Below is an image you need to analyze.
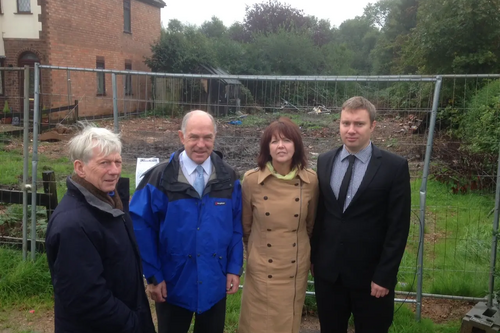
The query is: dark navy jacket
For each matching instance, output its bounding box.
[130,149,243,313]
[45,177,155,333]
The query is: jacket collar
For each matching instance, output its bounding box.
[256,166,311,184]
[67,177,125,217]
[165,148,230,185]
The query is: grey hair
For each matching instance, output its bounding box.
[181,110,217,134]
[342,96,377,123]
[68,123,122,163]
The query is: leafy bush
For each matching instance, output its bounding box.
[460,79,500,154]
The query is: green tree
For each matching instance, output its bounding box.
[370,0,418,74]
[403,0,500,74]
[243,0,309,36]
[200,16,227,39]
[337,17,380,74]
[145,21,216,73]
[247,28,322,75]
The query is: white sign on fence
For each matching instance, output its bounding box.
[136,157,160,188]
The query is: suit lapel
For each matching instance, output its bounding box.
[321,148,342,209]
[346,144,382,210]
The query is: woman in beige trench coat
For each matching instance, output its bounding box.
[238,117,319,333]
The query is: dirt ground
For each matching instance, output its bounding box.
[1,112,427,177]
[0,297,474,333]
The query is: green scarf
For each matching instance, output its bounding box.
[266,161,298,180]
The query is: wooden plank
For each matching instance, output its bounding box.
[0,189,52,206]
[0,236,45,253]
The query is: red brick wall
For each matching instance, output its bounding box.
[45,0,162,117]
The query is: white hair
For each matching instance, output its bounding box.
[181,110,217,134]
[68,123,122,163]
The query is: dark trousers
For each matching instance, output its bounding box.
[314,276,394,333]
[156,297,226,333]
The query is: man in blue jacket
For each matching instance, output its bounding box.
[46,124,155,333]
[130,110,243,333]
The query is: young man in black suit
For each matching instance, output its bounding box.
[311,96,411,333]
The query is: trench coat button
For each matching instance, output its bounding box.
[267,243,272,247]
[294,214,299,217]
[213,253,216,257]
[292,243,296,247]
[267,228,272,231]
[295,198,299,202]
[197,227,200,230]
[295,183,299,186]
[292,229,297,232]
[219,256,223,259]
[264,196,268,200]
[290,276,294,278]
[265,212,270,216]
[199,281,203,284]
[291,260,296,263]
[188,254,192,258]
[268,275,273,278]
[268,259,273,263]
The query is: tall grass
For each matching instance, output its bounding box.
[0,249,53,308]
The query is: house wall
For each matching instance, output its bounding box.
[45,0,162,118]
[1,0,42,39]
[0,0,46,113]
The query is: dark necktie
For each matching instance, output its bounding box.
[338,154,356,211]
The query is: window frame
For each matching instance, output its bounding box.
[123,0,131,33]
[16,0,31,14]
[125,62,132,96]
[96,58,106,96]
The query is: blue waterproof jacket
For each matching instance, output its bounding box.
[130,149,243,313]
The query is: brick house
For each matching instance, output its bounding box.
[0,0,165,119]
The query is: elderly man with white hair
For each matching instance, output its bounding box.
[45,123,155,333]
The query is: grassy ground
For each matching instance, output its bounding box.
[0,247,462,333]
[396,178,497,297]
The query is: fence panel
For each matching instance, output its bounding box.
[18,66,500,321]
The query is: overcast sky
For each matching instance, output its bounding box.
[160,0,374,29]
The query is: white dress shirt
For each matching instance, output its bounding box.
[179,151,212,187]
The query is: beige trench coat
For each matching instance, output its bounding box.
[238,167,319,333]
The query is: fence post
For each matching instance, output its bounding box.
[42,171,58,220]
[22,65,30,261]
[31,62,41,261]
[416,76,442,321]
[488,143,500,308]
[112,73,119,134]
[74,100,79,122]
[67,69,72,118]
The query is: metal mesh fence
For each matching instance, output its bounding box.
[1,65,500,320]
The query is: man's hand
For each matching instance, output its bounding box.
[226,274,240,294]
[371,281,389,298]
[147,280,167,303]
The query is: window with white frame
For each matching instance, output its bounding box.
[17,0,31,13]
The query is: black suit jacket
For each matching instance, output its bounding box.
[311,144,411,290]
